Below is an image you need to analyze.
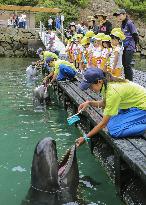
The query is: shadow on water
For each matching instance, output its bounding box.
[0,58,126,205]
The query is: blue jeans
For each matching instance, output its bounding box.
[122,50,134,81]
[107,108,146,138]
[57,64,76,81]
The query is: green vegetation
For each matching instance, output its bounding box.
[36,0,78,27]
[1,0,146,23]
[0,0,89,26]
[114,0,146,21]
[0,0,39,6]
[36,0,90,26]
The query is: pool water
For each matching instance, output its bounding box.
[0,58,123,205]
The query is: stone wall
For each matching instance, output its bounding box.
[0,27,45,57]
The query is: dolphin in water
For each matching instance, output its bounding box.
[33,85,51,108]
[21,137,79,205]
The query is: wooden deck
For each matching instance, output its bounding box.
[52,69,146,204]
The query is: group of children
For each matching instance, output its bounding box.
[65,28,125,77]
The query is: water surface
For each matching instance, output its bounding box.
[0,58,126,205]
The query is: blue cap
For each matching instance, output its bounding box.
[79,68,105,90]
[36,47,43,55]
[45,57,54,64]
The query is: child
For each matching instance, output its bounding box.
[89,34,103,68]
[81,37,91,70]
[100,35,112,71]
[107,29,125,77]
[67,38,76,63]
[73,36,84,70]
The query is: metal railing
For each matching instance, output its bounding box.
[39,21,65,44]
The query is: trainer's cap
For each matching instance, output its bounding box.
[113,9,126,16]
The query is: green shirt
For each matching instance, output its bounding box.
[54,60,76,75]
[102,81,146,116]
[43,51,58,61]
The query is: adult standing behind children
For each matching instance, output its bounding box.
[94,11,112,35]
[113,9,139,81]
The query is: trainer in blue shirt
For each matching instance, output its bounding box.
[113,9,139,81]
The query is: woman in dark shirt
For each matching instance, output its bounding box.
[94,12,112,35]
[113,9,139,81]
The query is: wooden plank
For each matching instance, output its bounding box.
[0,5,61,13]
[56,80,146,185]
[57,81,102,125]
[69,81,102,116]
[114,139,146,184]
[127,138,146,157]
[74,79,100,100]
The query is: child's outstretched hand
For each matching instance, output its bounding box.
[75,137,85,147]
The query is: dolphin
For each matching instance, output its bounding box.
[21,137,79,205]
[33,85,51,107]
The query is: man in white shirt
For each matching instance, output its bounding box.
[48,16,53,30]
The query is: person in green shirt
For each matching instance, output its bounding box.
[43,57,77,84]
[36,47,58,61]
[76,68,146,147]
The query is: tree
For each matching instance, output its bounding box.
[0,0,39,6]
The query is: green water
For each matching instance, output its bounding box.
[0,58,124,205]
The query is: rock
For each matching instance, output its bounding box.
[0,46,5,56]
[13,35,20,42]
[13,41,22,51]
[141,49,146,56]
[139,36,146,49]
[19,38,28,45]
[1,42,12,50]
[0,27,41,58]
[138,28,146,37]
[4,49,15,57]
[14,50,25,57]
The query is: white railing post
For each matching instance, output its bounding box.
[61,21,64,43]
[61,15,64,43]
[40,21,42,37]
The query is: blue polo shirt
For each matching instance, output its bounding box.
[121,19,138,52]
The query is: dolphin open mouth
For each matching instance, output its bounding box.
[58,145,75,178]
[31,138,78,192]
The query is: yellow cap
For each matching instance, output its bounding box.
[102,35,111,41]
[96,33,105,39]
[93,36,102,41]
[81,37,90,45]
[76,34,83,38]
[111,28,125,40]
[111,31,125,40]
[111,28,122,34]
[85,31,95,38]
[93,33,105,41]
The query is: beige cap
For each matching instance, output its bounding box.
[94,10,108,18]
